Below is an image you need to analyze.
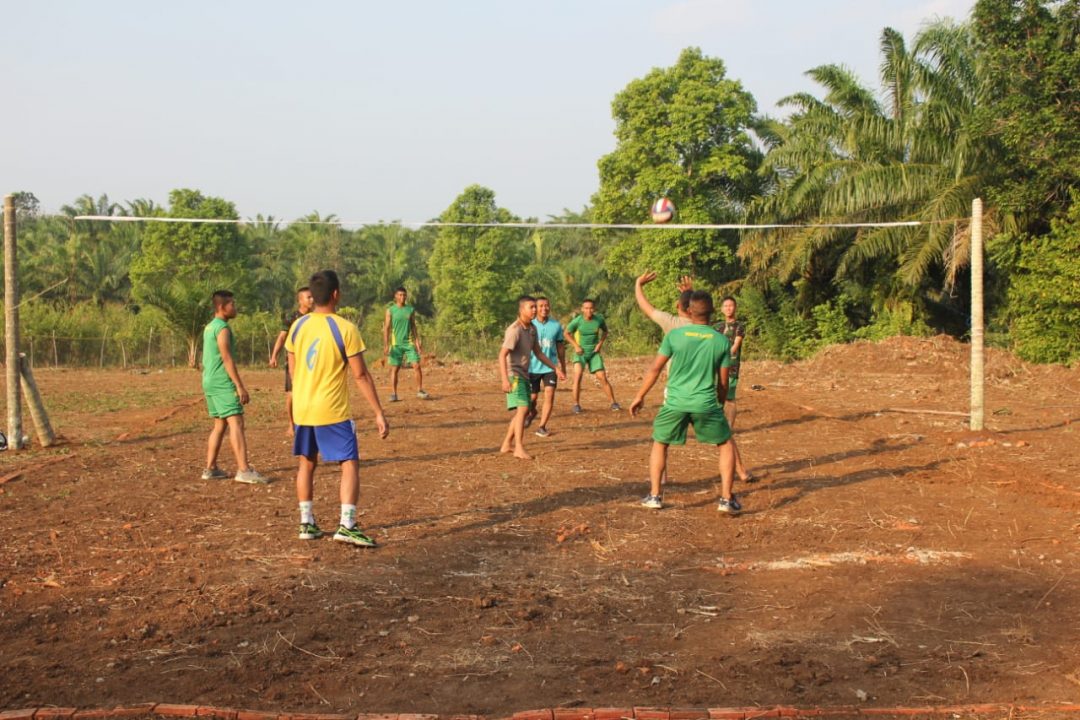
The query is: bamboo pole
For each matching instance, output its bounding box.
[18,354,55,447]
[970,198,985,431]
[4,195,23,449]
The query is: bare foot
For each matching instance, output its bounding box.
[513,450,533,460]
[499,444,513,454]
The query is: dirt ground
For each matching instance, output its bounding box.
[1,335,1078,715]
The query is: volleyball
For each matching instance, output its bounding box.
[651,197,675,224]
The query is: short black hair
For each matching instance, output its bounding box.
[518,294,536,305]
[212,290,234,309]
[677,289,693,312]
[309,270,341,306]
[297,286,310,295]
[582,298,595,306]
[688,290,714,319]
[721,295,737,305]
[535,295,549,303]
[395,286,408,294]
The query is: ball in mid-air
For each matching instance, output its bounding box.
[650,197,675,224]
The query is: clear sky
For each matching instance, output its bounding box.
[3,0,974,223]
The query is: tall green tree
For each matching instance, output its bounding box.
[973,0,1079,225]
[129,189,251,303]
[593,47,762,293]
[429,185,530,339]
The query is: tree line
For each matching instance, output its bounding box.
[6,0,1078,366]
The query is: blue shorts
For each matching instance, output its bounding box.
[293,420,359,462]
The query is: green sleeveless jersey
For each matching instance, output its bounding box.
[388,303,415,347]
[202,317,235,391]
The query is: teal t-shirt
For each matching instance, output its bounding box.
[529,318,564,374]
[202,317,235,392]
[658,324,731,412]
[566,313,606,353]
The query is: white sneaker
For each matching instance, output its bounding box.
[640,494,663,510]
[235,467,270,485]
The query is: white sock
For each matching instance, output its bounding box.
[299,501,314,525]
[340,504,357,529]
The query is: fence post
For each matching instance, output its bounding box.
[970,197,985,432]
[19,353,55,447]
[147,326,153,367]
[100,326,108,367]
[4,195,23,449]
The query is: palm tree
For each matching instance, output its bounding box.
[140,278,214,367]
[742,21,997,311]
[56,194,125,303]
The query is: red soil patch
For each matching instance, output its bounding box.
[1,337,1078,715]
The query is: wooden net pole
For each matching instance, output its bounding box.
[4,195,23,449]
[970,197,985,431]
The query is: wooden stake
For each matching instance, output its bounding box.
[970,198,985,431]
[18,353,55,447]
[4,195,23,449]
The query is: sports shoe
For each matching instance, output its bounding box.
[535,426,550,438]
[417,389,430,400]
[200,466,229,480]
[234,467,270,485]
[717,495,742,514]
[333,525,377,547]
[523,410,536,428]
[389,393,399,402]
[571,404,582,414]
[298,521,324,540]
[610,403,621,411]
[640,494,663,510]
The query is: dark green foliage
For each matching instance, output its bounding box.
[1006,195,1080,364]
[973,0,1080,223]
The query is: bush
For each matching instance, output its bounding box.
[1006,198,1080,364]
[854,301,933,342]
[737,283,816,361]
[811,295,856,346]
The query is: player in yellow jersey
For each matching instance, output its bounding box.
[286,270,389,547]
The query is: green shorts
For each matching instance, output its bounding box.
[652,405,731,446]
[388,343,421,367]
[573,351,605,374]
[727,376,739,402]
[506,375,531,410]
[204,387,243,419]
